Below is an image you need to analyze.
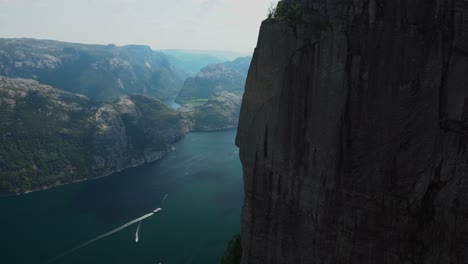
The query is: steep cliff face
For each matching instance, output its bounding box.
[0,77,187,195]
[236,0,468,263]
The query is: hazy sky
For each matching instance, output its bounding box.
[0,0,278,53]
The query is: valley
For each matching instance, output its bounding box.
[2,0,467,263]
[0,37,248,264]
[0,39,251,195]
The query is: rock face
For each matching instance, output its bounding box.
[236,0,468,263]
[182,91,242,130]
[0,77,187,195]
[174,56,251,130]
[91,93,188,177]
[176,56,252,102]
[0,38,186,102]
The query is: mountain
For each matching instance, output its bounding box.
[168,49,250,61]
[174,56,251,130]
[236,0,468,263]
[159,50,228,76]
[176,56,251,103]
[180,91,241,130]
[0,38,187,102]
[0,77,188,196]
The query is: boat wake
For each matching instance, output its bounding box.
[135,222,141,242]
[162,194,168,207]
[48,208,162,263]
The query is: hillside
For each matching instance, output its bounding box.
[0,38,187,102]
[0,77,188,195]
[176,56,251,103]
[180,91,241,130]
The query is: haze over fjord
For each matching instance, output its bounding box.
[0,0,278,53]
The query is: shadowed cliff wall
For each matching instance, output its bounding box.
[236,0,468,263]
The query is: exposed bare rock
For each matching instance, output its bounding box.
[182,91,242,130]
[236,0,468,263]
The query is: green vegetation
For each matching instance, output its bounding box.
[0,87,92,194]
[267,1,331,29]
[120,94,184,150]
[189,92,241,130]
[0,38,186,102]
[0,78,186,196]
[267,0,302,22]
[221,235,242,264]
[0,136,91,194]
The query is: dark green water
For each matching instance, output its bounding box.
[0,130,243,264]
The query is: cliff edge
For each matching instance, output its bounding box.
[236,0,468,263]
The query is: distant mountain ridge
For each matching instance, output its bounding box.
[161,49,250,60]
[175,56,252,130]
[0,38,187,102]
[160,49,248,76]
[0,39,251,195]
[176,56,252,102]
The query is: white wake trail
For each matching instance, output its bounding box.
[135,222,141,242]
[162,194,168,206]
[48,208,162,263]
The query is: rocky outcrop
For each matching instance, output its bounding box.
[92,94,188,177]
[0,38,186,102]
[236,0,468,263]
[181,91,242,130]
[174,56,251,130]
[176,56,251,102]
[0,77,187,195]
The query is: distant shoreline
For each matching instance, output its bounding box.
[1,147,175,198]
[1,128,239,198]
[190,126,238,133]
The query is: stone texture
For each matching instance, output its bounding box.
[236,0,468,263]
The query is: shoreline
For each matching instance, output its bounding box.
[3,147,175,198]
[190,126,238,132]
[2,127,239,198]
